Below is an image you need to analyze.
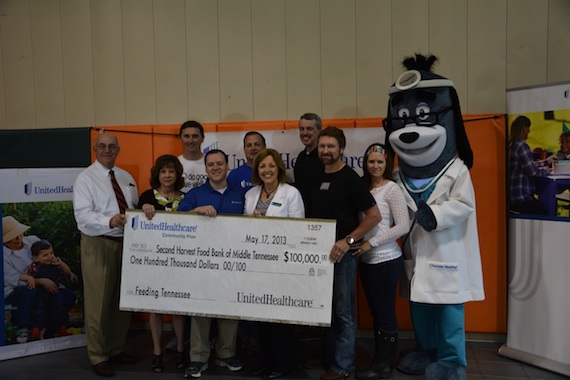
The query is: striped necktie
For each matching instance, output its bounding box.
[109,169,128,214]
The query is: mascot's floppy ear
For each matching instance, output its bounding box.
[450,88,473,169]
[384,104,395,157]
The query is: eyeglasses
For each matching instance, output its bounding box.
[96,143,118,151]
[382,106,453,129]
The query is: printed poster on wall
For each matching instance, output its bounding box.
[1,168,86,360]
[500,81,570,376]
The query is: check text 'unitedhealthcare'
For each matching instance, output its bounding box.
[139,220,198,233]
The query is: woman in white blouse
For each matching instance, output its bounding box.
[244,149,304,218]
[244,148,304,379]
[355,143,410,380]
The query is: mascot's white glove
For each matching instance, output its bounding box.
[416,199,437,231]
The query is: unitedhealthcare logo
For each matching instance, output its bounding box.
[131,215,139,230]
[24,182,32,196]
[203,141,219,153]
[24,181,73,196]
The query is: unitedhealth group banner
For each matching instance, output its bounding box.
[499,81,570,376]
[1,167,86,360]
[0,127,91,360]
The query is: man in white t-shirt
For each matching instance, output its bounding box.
[178,121,208,193]
[172,120,209,356]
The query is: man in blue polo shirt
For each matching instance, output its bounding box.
[227,131,266,191]
[178,149,245,378]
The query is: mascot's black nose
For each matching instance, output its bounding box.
[400,132,419,144]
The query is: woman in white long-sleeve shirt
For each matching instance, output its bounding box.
[244,148,304,380]
[354,143,409,380]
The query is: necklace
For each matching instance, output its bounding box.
[263,184,278,199]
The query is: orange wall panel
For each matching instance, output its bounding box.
[152,124,183,159]
[355,118,383,128]
[285,120,299,130]
[322,119,355,129]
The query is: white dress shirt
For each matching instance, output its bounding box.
[73,160,138,237]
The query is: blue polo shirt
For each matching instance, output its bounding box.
[178,180,245,215]
[227,164,254,190]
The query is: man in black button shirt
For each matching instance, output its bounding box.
[293,113,324,215]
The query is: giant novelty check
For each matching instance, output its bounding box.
[119,210,336,326]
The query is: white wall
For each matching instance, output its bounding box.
[0,0,569,129]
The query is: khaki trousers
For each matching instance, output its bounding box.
[81,233,131,365]
[190,316,239,362]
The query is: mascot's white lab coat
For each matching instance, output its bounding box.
[395,158,484,305]
[244,183,305,218]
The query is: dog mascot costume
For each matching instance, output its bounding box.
[383,54,484,380]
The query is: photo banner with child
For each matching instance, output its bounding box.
[0,168,86,360]
[119,210,336,326]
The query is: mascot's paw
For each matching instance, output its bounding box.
[396,347,436,375]
[416,199,437,231]
[424,361,466,380]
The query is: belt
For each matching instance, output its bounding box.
[99,235,123,242]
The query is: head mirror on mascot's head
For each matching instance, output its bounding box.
[389,69,454,94]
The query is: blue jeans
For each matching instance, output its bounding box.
[323,252,358,374]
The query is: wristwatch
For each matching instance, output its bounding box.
[346,235,356,245]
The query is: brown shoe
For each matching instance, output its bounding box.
[320,369,347,380]
[109,352,136,365]
[303,357,324,370]
[92,361,114,377]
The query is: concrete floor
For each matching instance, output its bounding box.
[0,328,567,380]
